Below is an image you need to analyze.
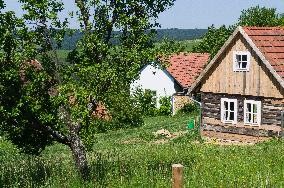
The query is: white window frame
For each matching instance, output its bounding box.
[221,98,238,124]
[244,100,261,126]
[233,51,251,72]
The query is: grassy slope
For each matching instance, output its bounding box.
[57,49,70,63]
[180,39,201,51]
[1,113,284,187]
[55,39,200,62]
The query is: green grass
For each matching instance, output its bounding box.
[57,49,70,63]
[179,39,201,51]
[1,113,284,187]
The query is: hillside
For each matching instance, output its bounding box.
[60,29,207,50]
[57,39,201,63]
[1,113,284,187]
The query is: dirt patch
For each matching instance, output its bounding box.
[151,139,169,145]
[202,131,271,146]
[153,129,188,139]
[121,138,145,144]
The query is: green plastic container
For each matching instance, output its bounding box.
[187,119,195,129]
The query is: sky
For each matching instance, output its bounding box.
[4,0,284,29]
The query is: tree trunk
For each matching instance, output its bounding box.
[69,134,89,180]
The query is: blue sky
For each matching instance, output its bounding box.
[4,0,284,29]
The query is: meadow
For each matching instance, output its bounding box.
[55,39,200,64]
[1,113,284,187]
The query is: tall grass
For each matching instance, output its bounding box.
[1,114,284,187]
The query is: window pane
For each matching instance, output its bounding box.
[242,55,247,61]
[224,101,228,110]
[246,112,252,123]
[253,104,257,113]
[225,111,229,120]
[230,112,234,120]
[230,102,234,111]
[247,103,251,113]
[241,61,247,69]
[238,62,242,68]
[253,114,257,124]
[236,55,241,62]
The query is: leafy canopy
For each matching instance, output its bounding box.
[0,0,176,156]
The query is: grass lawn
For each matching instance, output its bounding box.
[180,39,201,51]
[1,113,284,187]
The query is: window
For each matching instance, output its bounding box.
[221,98,237,124]
[244,100,261,126]
[233,51,251,71]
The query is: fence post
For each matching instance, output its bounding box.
[172,164,183,188]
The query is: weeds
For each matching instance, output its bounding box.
[1,115,284,187]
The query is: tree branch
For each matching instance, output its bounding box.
[75,0,90,32]
[44,125,70,145]
[104,0,118,43]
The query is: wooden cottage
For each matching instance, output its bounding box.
[189,26,284,138]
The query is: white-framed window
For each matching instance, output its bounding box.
[233,51,251,71]
[244,100,261,126]
[221,98,238,124]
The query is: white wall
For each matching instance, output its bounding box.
[131,65,177,106]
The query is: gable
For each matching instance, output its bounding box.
[131,64,181,96]
[200,34,284,98]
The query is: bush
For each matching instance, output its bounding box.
[132,88,173,117]
[157,96,172,116]
[107,89,145,129]
[179,102,198,113]
[133,88,157,117]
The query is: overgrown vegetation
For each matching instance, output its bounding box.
[134,88,173,117]
[1,114,284,187]
[179,102,199,114]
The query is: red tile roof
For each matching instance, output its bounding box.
[166,53,210,88]
[243,27,284,80]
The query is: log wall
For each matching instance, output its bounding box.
[201,92,284,137]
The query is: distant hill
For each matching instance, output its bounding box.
[60,28,207,50]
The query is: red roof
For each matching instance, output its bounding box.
[243,27,284,79]
[166,53,210,88]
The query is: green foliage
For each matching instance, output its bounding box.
[2,115,284,187]
[157,96,172,116]
[134,88,157,117]
[133,89,173,117]
[1,0,176,158]
[192,25,234,58]
[60,29,207,50]
[179,102,199,114]
[238,6,280,27]
[0,0,5,9]
[108,91,144,129]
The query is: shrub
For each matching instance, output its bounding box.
[157,96,172,116]
[133,88,157,117]
[179,102,198,113]
[132,88,173,117]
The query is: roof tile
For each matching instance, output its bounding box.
[243,27,284,81]
[166,53,210,88]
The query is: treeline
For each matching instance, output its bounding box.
[60,28,207,50]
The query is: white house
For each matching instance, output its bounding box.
[131,53,210,110]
